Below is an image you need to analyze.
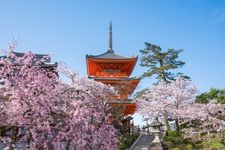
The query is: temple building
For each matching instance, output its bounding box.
[0,51,58,73]
[86,22,140,127]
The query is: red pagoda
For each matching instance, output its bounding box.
[86,22,140,124]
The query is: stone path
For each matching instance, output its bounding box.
[150,143,163,150]
[129,133,163,150]
[129,133,154,150]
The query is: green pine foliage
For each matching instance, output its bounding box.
[139,42,189,84]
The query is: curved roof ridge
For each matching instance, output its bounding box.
[86,51,137,60]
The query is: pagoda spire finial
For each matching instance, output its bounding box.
[107,20,114,53]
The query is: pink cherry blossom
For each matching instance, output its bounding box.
[137,77,225,135]
[0,52,118,149]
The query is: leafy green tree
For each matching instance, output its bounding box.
[139,42,189,83]
[196,88,225,104]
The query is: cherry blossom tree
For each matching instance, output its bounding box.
[137,77,197,131]
[0,52,118,149]
[137,77,225,138]
[181,102,225,139]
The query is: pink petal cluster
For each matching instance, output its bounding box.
[0,52,118,149]
[137,77,225,135]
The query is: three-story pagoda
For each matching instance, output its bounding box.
[86,22,140,123]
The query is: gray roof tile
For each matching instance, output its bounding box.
[86,51,137,60]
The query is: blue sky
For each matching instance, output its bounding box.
[0,0,225,125]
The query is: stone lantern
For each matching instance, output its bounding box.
[149,118,164,145]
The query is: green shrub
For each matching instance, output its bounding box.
[171,147,181,150]
[164,130,225,149]
[164,130,205,149]
[210,140,224,149]
[164,141,174,147]
[184,144,193,149]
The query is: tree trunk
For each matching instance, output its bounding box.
[175,119,180,132]
[10,127,19,150]
[163,111,170,131]
[159,60,168,83]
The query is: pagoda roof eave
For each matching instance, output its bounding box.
[86,52,138,61]
[89,76,140,81]
[86,58,137,63]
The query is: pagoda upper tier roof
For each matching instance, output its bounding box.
[86,51,137,60]
[86,52,138,77]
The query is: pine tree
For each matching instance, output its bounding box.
[138,42,189,131]
[139,42,189,84]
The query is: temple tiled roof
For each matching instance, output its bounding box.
[40,62,58,68]
[0,52,51,63]
[13,52,51,63]
[86,51,137,60]
[0,52,57,68]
